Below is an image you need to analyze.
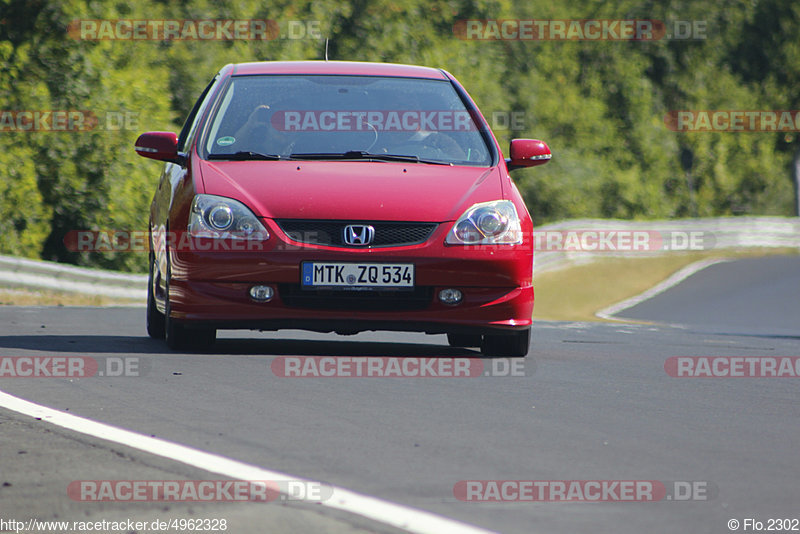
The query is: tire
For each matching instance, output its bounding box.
[446,333,482,348]
[481,329,530,358]
[146,253,166,339]
[164,255,216,351]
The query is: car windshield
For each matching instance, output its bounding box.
[203,75,493,166]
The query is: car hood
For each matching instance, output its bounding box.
[198,160,502,221]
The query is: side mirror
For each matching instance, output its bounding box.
[134,132,182,163]
[506,139,552,171]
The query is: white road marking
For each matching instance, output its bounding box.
[595,258,732,321]
[0,390,495,534]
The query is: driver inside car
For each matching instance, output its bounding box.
[232,104,296,155]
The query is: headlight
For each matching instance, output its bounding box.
[188,194,269,240]
[207,205,233,230]
[445,200,522,245]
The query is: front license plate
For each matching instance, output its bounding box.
[301,262,414,288]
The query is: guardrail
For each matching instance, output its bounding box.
[534,216,800,274]
[0,255,147,299]
[0,216,797,298]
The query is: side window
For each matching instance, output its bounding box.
[177,75,221,154]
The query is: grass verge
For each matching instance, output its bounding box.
[0,287,144,307]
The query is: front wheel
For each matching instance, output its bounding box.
[163,255,216,351]
[146,254,165,339]
[481,329,530,358]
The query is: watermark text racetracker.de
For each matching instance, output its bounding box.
[0,110,139,132]
[272,356,528,378]
[68,479,333,502]
[531,229,710,252]
[260,108,526,132]
[271,110,477,132]
[665,357,800,378]
[0,356,146,378]
[63,229,714,253]
[664,110,800,132]
[67,19,322,40]
[63,230,268,253]
[454,479,717,502]
[453,19,707,41]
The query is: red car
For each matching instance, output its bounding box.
[135,61,551,357]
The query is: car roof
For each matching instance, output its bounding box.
[227,61,448,80]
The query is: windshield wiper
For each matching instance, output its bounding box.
[289,151,452,165]
[207,151,283,161]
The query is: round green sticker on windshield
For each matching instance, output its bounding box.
[217,136,235,146]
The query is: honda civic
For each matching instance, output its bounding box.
[135,61,551,356]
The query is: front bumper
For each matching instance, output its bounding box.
[165,227,533,335]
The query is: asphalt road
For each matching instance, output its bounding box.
[620,255,800,336]
[0,255,798,534]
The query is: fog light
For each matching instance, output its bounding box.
[249,285,274,302]
[438,288,463,305]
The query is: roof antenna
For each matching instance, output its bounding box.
[325,38,329,61]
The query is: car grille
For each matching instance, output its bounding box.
[278,284,433,311]
[275,220,438,247]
